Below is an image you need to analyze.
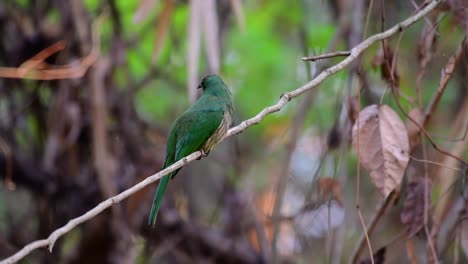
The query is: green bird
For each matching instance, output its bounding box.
[148,75,234,227]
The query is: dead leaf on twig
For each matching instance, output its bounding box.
[352,104,410,198]
[372,41,400,88]
[400,177,431,236]
[348,96,360,126]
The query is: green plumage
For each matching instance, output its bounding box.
[148,75,234,227]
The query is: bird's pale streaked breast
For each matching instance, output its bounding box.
[202,111,232,152]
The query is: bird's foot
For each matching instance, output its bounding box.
[199,149,209,158]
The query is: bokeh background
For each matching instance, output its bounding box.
[0,0,467,263]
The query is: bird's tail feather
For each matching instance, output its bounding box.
[148,174,171,227]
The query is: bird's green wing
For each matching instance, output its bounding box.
[173,109,224,161]
[148,109,223,227]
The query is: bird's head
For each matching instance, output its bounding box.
[197,75,231,95]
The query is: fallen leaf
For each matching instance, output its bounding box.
[352,104,410,198]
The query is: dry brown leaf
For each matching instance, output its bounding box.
[372,41,400,88]
[152,0,174,63]
[317,177,343,206]
[400,177,431,236]
[406,108,424,150]
[352,104,410,198]
[348,96,360,126]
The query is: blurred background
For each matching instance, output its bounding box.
[0,0,467,263]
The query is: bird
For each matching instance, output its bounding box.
[148,74,234,227]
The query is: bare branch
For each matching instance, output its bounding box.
[301,51,351,61]
[0,1,443,263]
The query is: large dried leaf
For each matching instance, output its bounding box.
[400,177,431,236]
[352,104,410,198]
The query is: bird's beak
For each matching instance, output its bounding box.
[197,84,203,89]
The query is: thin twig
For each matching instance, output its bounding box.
[270,8,326,260]
[352,0,376,261]
[410,156,464,172]
[423,37,467,127]
[363,0,374,39]
[302,51,351,61]
[351,192,397,263]
[0,2,443,263]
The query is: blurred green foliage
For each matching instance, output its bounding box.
[81,0,340,141]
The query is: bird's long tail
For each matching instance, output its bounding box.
[148,174,171,227]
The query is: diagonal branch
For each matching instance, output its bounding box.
[0,1,443,263]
